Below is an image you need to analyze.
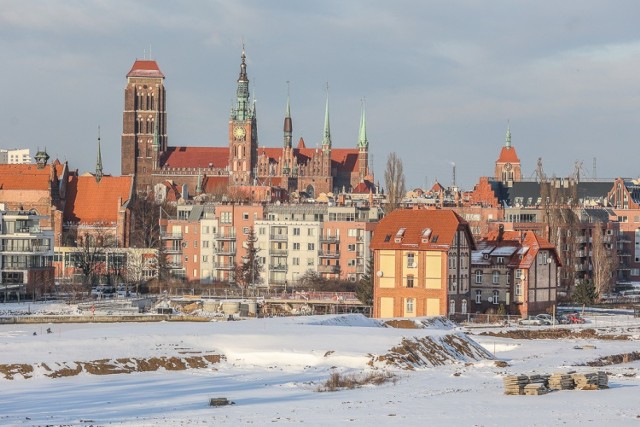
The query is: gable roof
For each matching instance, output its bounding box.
[0,164,64,191]
[126,60,165,78]
[161,147,229,169]
[371,209,474,251]
[64,175,133,224]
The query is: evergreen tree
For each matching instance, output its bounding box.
[239,227,261,287]
[355,256,374,306]
[573,279,598,305]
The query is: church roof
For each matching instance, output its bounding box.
[297,137,306,149]
[161,147,228,169]
[64,175,133,224]
[126,60,165,78]
[257,147,360,174]
[0,164,64,191]
[352,180,375,194]
[497,146,520,163]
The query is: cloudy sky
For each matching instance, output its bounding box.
[1,1,638,189]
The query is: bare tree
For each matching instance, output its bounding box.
[384,152,406,211]
[74,227,115,292]
[591,222,617,299]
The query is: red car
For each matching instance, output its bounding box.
[566,313,585,324]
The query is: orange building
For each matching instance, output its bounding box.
[371,209,475,318]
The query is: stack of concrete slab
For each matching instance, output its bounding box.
[597,371,609,389]
[503,375,530,395]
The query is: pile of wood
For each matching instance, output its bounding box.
[571,372,607,390]
[548,372,575,390]
[503,371,608,395]
[524,382,549,396]
[503,375,531,395]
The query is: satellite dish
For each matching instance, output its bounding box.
[376,271,383,277]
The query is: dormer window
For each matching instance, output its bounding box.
[395,227,406,243]
[421,228,432,243]
[497,257,504,264]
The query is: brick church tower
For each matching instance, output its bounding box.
[229,49,258,185]
[121,59,167,192]
[494,124,521,183]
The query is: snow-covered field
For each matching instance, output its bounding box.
[1,302,639,426]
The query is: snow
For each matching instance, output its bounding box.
[1,302,640,426]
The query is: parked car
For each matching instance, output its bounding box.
[567,313,585,324]
[535,314,554,325]
[555,314,570,324]
[518,316,543,326]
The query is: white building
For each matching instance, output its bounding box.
[0,148,32,164]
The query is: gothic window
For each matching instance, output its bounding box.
[461,299,468,314]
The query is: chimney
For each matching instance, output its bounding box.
[498,224,505,242]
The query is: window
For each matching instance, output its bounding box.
[406,298,414,313]
[308,243,315,251]
[293,257,300,266]
[293,228,300,236]
[243,212,249,220]
[506,273,510,285]
[407,253,415,268]
[515,269,522,279]
[493,290,499,304]
[492,271,500,284]
[184,255,188,262]
[202,255,208,263]
[307,228,315,236]
[449,299,455,314]
[293,243,300,250]
[348,229,357,237]
[475,270,483,284]
[243,227,250,235]
[194,241,198,248]
[406,275,414,288]
[202,240,209,248]
[461,300,467,314]
[203,226,209,234]
[497,257,504,264]
[475,290,482,304]
[515,283,522,296]
[221,212,232,224]
[307,258,314,266]
[259,227,266,235]
[348,244,356,252]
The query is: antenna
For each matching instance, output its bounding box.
[592,157,597,180]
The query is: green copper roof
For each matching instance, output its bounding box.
[505,123,511,149]
[322,88,331,148]
[95,127,103,183]
[358,100,368,148]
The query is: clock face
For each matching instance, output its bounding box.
[504,162,512,171]
[233,126,246,139]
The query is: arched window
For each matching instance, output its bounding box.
[461,299,468,314]
[475,270,483,284]
[449,299,455,315]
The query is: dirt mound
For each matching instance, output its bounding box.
[478,328,630,340]
[0,354,223,380]
[582,351,640,367]
[372,333,494,369]
[384,317,456,330]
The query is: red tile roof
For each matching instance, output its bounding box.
[483,230,560,267]
[352,180,375,194]
[0,164,64,191]
[203,176,229,193]
[297,137,306,149]
[64,175,133,224]
[497,146,520,163]
[256,146,361,174]
[126,60,165,78]
[371,209,472,251]
[161,147,229,169]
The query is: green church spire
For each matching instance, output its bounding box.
[505,122,511,149]
[322,85,331,149]
[283,81,292,148]
[358,99,368,148]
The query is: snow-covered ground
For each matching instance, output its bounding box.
[1,302,639,426]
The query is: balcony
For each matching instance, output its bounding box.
[216,248,236,256]
[165,247,182,255]
[269,264,287,272]
[318,264,340,274]
[215,232,236,241]
[320,235,340,243]
[1,245,50,253]
[269,248,288,256]
[269,234,288,241]
[214,262,235,270]
[318,250,340,259]
[356,265,365,274]
[161,232,183,240]
[166,262,183,269]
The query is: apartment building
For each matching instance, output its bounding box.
[0,209,54,300]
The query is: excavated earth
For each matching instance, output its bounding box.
[477,328,632,340]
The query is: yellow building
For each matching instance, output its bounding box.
[371,209,475,318]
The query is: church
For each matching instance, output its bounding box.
[121,49,374,201]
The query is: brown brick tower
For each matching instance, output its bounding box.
[121,59,167,193]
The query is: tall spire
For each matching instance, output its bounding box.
[283,81,292,148]
[233,45,251,121]
[505,121,511,149]
[95,126,103,183]
[358,99,368,148]
[322,84,331,149]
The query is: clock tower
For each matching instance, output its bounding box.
[229,48,257,186]
[494,124,521,183]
